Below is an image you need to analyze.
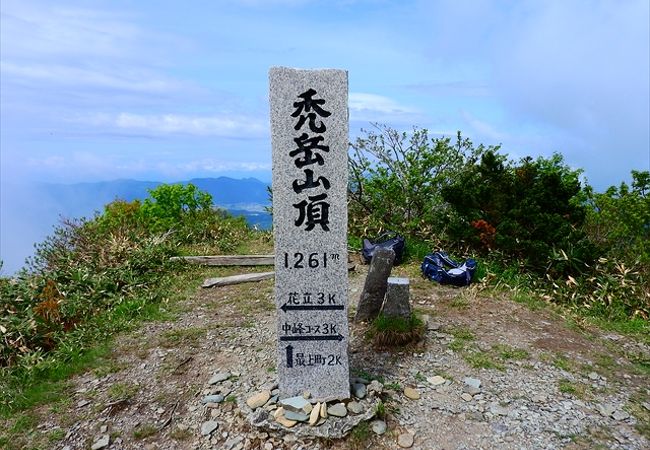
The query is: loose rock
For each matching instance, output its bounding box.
[327,403,347,417]
[404,387,420,400]
[427,375,445,386]
[319,402,328,418]
[201,420,219,436]
[203,394,225,404]
[209,372,231,385]
[91,435,110,450]
[247,391,271,409]
[276,416,297,428]
[461,393,473,402]
[309,403,321,425]
[371,419,387,435]
[352,383,367,399]
[279,396,310,413]
[284,410,309,422]
[464,377,481,389]
[348,401,363,414]
[397,432,415,448]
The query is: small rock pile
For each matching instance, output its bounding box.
[241,376,384,439]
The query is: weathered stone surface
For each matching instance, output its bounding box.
[427,375,446,386]
[598,404,617,417]
[355,247,395,322]
[270,67,350,402]
[463,385,481,395]
[397,432,415,448]
[209,372,231,385]
[327,402,348,417]
[612,409,630,421]
[247,391,271,409]
[279,396,310,413]
[404,387,420,400]
[381,277,411,318]
[284,410,309,422]
[461,393,473,402]
[200,421,219,436]
[202,394,225,404]
[464,377,481,389]
[91,435,110,450]
[347,401,363,414]
[371,419,387,435]
[309,403,321,425]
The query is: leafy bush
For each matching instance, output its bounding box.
[141,183,213,234]
[442,152,594,274]
[348,124,493,241]
[584,170,650,268]
[0,183,250,375]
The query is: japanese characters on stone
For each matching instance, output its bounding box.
[290,88,332,232]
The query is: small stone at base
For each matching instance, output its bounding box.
[284,410,309,422]
[347,401,363,414]
[309,403,321,425]
[280,396,310,413]
[319,402,328,418]
[276,416,297,428]
[328,403,347,417]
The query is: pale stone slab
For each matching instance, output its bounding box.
[381,277,411,318]
[270,67,350,401]
[355,247,395,322]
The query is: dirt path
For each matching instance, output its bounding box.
[18,261,650,450]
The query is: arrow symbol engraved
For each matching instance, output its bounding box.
[280,303,344,313]
[280,334,344,342]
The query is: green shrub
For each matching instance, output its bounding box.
[442,152,594,275]
[0,183,249,376]
[584,170,650,267]
[348,125,492,240]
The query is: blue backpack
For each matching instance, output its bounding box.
[421,251,477,286]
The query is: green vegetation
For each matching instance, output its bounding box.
[366,313,424,347]
[349,125,649,324]
[133,423,158,439]
[374,400,386,419]
[349,421,371,449]
[0,183,253,415]
[0,125,647,446]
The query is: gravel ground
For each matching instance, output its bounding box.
[26,261,649,450]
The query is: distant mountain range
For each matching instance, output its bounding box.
[0,177,272,274]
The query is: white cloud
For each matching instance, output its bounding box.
[110,113,268,138]
[349,92,421,123]
[460,110,507,142]
[1,62,184,93]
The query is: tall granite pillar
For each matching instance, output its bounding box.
[269,67,350,401]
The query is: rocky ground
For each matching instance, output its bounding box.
[17,260,650,450]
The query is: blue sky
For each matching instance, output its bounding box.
[1,0,649,189]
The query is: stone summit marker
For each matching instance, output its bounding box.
[269,67,350,401]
